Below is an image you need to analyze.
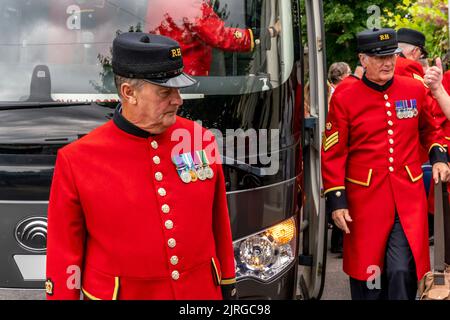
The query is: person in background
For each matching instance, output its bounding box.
[328,62,351,98]
[327,62,353,255]
[396,28,428,80]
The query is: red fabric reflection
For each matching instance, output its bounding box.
[146,0,253,76]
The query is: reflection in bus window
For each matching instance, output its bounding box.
[0,0,293,102]
[147,0,256,76]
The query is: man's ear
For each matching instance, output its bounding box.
[358,54,366,68]
[120,83,137,105]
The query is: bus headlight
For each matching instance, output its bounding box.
[234,217,297,282]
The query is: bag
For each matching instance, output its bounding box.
[418,180,450,300]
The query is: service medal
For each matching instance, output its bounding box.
[173,155,190,183]
[190,170,198,182]
[395,100,407,120]
[197,167,207,181]
[180,170,192,183]
[193,151,207,181]
[205,166,214,179]
[182,153,198,182]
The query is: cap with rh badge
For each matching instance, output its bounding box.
[112,32,197,88]
[356,28,402,56]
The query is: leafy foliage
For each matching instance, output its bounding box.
[321,0,404,68]
[382,0,449,64]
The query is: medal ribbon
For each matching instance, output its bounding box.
[182,153,195,170]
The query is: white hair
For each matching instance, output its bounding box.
[398,42,416,54]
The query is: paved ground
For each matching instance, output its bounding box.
[321,228,351,300]
[320,230,435,300]
[321,249,351,300]
[0,289,44,300]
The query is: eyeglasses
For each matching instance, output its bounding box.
[416,47,426,59]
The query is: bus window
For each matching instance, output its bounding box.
[0,0,293,103]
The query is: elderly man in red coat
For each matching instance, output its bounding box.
[45,32,236,300]
[395,28,428,81]
[321,28,450,300]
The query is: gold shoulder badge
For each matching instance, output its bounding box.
[413,73,428,88]
[234,31,243,39]
[45,279,54,296]
[326,122,332,131]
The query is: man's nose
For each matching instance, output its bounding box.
[171,89,183,105]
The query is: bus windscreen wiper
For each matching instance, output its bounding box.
[0,101,91,111]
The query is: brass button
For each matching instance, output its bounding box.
[388,129,394,135]
[389,157,394,163]
[168,238,176,248]
[389,166,394,172]
[158,188,166,197]
[386,102,391,107]
[165,220,174,230]
[155,172,163,181]
[162,204,170,214]
[387,111,392,117]
[153,156,161,165]
[389,139,394,145]
[388,120,393,126]
[170,256,179,265]
[384,94,389,100]
[171,270,180,280]
[336,191,342,197]
[389,148,394,154]
[151,140,158,149]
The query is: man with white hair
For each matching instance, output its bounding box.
[395,28,428,80]
[321,28,450,300]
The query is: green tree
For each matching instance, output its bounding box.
[320,0,405,69]
[382,0,449,63]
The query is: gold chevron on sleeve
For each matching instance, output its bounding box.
[325,131,338,142]
[323,137,339,151]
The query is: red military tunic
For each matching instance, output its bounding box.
[395,55,434,164]
[321,74,447,281]
[395,55,425,80]
[395,55,450,214]
[146,0,253,76]
[46,108,236,299]
[426,70,450,213]
[439,70,450,141]
[334,75,360,94]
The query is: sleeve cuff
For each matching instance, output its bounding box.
[221,282,238,300]
[325,188,348,213]
[429,145,448,165]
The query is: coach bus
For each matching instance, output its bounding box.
[0,0,327,299]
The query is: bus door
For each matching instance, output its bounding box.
[297,0,328,300]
